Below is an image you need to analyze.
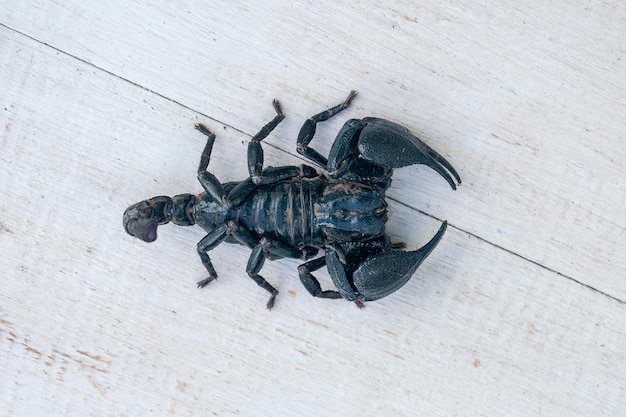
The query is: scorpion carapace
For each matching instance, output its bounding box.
[124,91,461,309]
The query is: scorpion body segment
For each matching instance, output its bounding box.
[235,176,323,248]
[124,91,460,309]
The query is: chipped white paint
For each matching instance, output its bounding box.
[1,1,625,416]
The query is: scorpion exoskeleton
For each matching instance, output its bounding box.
[124,91,461,309]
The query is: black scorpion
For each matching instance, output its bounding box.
[123,91,461,309]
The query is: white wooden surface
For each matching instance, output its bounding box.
[1,1,625,416]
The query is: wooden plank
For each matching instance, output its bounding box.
[2,1,625,301]
[1,2,625,416]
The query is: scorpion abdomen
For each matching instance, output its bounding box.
[236,177,325,249]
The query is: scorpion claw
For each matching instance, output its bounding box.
[354,222,448,301]
[327,222,448,302]
[357,118,461,189]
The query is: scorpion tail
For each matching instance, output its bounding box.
[123,196,174,243]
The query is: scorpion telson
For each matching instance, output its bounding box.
[124,91,461,309]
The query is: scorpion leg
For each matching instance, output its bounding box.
[194,124,224,202]
[196,223,230,287]
[236,227,316,309]
[246,240,280,310]
[247,99,285,184]
[227,224,293,310]
[298,257,343,300]
[296,90,357,169]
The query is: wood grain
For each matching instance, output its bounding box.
[1,1,624,416]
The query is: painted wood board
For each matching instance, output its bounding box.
[1,1,625,416]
